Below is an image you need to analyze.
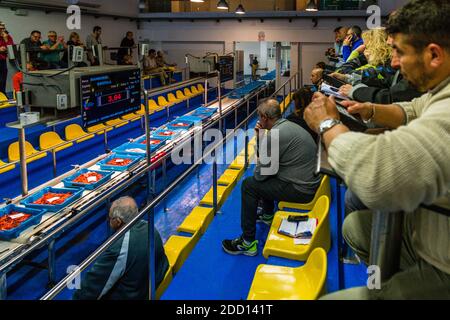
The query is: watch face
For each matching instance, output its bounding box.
[319,119,337,134]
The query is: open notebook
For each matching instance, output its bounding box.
[278,217,318,244]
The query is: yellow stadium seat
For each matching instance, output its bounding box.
[158,96,171,108]
[262,196,331,261]
[218,168,243,187]
[121,113,141,122]
[184,88,193,97]
[148,99,162,112]
[156,266,173,300]
[8,141,47,163]
[278,175,331,211]
[65,124,95,143]
[177,206,215,235]
[87,123,113,135]
[197,83,205,92]
[164,231,200,274]
[105,118,128,128]
[0,160,15,174]
[229,155,246,170]
[167,93,182,104]
[39,132,73,152]
[247,247,328,300]
[0,92,14,109]
[199,184,232,208]
[176,90,186,100]
[190,86,200,95]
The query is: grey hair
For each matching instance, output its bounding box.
[257,99,282,120]
[109,196,138,224]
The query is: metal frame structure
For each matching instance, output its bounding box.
[40,73,296,300]
[0,73,283,300]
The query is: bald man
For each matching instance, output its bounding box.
[311,68,324,89]
[73,196,169,300]
[222,99,321,256]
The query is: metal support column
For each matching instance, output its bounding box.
[19,128,28,196]
[48,240,56,287]
[148,206,156,300]
[204,78,208,105]
[51,149,57,177]
[143,90,152,203]
[0,273,6,300]
[218,72,222,133]
[212,158,218,214]
[369,211,404,282]
[162,159,168,212]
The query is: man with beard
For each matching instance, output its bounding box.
[304,0,450,299]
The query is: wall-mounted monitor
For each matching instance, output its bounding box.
[80,68,141,128]
[217,56,234,83]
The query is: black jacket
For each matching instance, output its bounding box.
[352,77,423,104]
[73,220,169,300]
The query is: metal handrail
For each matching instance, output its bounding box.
[0,76,215,171]
[40,73,295,300]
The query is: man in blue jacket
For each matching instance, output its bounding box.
[342,26,364,62]
[73,196,169,300]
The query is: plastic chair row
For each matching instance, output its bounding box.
[156,135,257,298]
[247,176,332,301]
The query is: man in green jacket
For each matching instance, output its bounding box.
[73,196,169,300]
[304,0,450,299]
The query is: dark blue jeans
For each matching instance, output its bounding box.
[241,176,315,241]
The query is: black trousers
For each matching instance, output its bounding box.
[241,176,315,241]
[0,59,7,93]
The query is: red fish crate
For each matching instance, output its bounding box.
[140,139,162,145]
[171,122,189,128]
[33,192,73,205]
[0,212,32,231]
[72,172,104,184]
[106,158,132,166]
[158,130,175,136]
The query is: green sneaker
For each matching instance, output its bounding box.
[222,236,258,256]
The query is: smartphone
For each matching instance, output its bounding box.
[287,215,308,222]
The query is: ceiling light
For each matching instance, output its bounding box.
[190,0,205,3]
[306,0,318,11]
[235,4,246,14]
[217,0,229,10]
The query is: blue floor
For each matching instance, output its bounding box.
[162,168,367,300]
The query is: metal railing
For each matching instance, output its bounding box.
[39,73,296,300]
[0,76,221,199]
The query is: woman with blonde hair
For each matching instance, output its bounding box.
[62,31,87,67]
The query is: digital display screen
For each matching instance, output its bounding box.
[217,56,234,83]
[80,69,141,128]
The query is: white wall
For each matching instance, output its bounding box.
[235,42,261,76]
[0,1,139,92]
[138,17,364,83]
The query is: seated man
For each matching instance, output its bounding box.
[222,99,321,256]
[144,49,169,85]
[310,68,324,92]
[73,196,169,300]
[304,0,450,299]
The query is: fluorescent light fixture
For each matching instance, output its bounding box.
[217,0,229,10]
[235,4,246,14]
[306,0,318,11]
[190,0,205,3]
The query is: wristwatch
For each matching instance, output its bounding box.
[319,118,342,136]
